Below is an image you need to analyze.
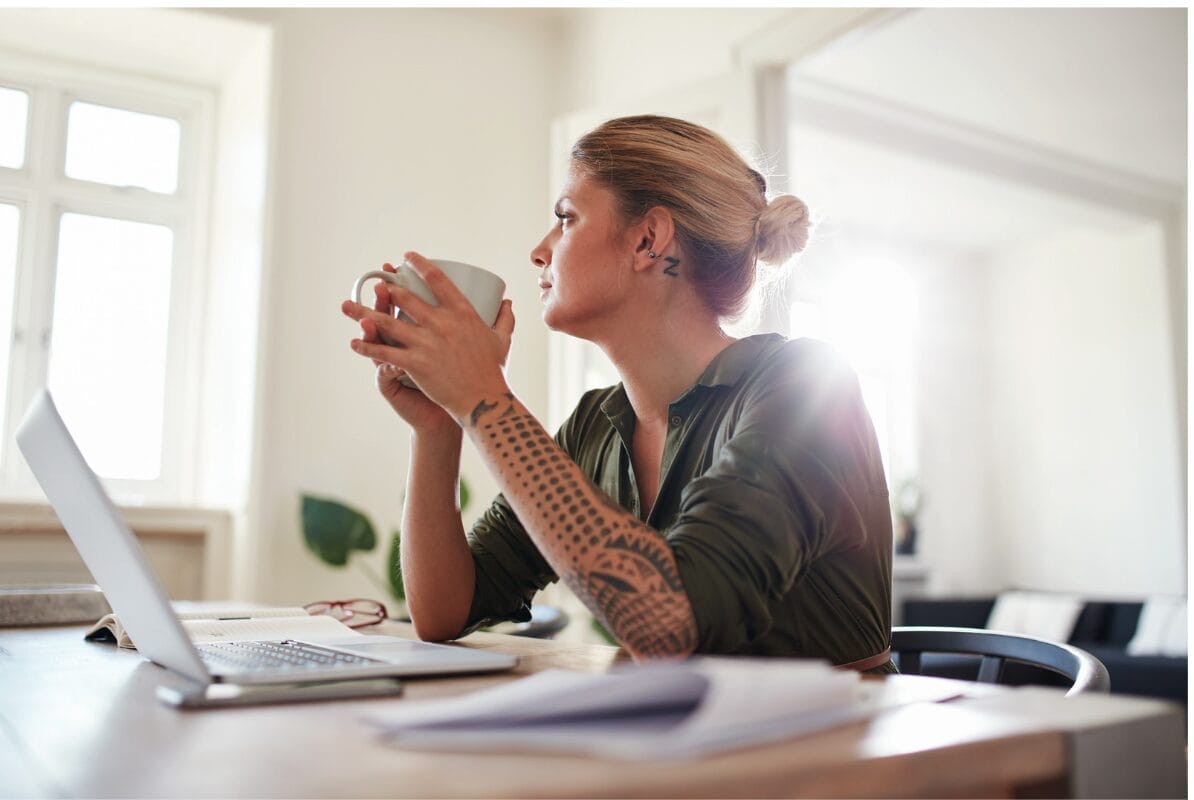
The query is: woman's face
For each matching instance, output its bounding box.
[530,166,633,335]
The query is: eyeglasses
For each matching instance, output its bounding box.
[303,598,388,628]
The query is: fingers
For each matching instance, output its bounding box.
[404,251,470,312]
[343,277,436,329]
[342,297,405,332]
[341,299,392,329]
[372,281,393,315]
[357,319,392,368]
[379,282,437,324]
[494,298,515,343]
[373,261,401,311]
[376,361,408,387]
[351,334,410,365]
[346,304,427,351]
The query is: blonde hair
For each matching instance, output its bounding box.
[571,115,810,318]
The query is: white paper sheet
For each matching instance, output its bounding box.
[366,658,932,760]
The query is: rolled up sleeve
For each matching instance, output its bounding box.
[461,494,556,633]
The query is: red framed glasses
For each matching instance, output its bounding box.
[303,598,388,628]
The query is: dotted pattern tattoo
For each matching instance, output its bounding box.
[470,401,698,658]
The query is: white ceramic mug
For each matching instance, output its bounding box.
[351,259,507,388]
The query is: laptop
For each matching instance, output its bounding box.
[16,389,517,699]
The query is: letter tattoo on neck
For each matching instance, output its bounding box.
[662,256,680,277]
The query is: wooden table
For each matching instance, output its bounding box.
[0,622,1184,798]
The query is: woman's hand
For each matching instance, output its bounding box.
[343,252,515,424]
[341,262,455,434]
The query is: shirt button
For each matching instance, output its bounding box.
[670,415,682,427]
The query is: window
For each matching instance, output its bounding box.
[0,87,28,169]
[0,56,212,503]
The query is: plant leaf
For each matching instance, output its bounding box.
[300,494,377,567]
[590,617,618,645]
[459,477,470,512]
[387,530,405,600]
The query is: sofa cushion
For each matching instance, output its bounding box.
[1069,602,1112,643]
[1126,596,1187,657]
[987,591,1084,641]
[1104,603,1144,647]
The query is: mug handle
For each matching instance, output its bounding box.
[348,268,419,391]
[351,269,410,306]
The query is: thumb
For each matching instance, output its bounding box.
[494,299,516,343]
[377,362,403,391]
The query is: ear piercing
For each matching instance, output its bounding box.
[648,251,657,259]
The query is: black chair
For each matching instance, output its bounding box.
[891,626,1111,696]
[485,604,571,639]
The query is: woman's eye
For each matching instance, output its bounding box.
[555,212,572,227]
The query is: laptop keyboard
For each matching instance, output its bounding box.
[196,639,380,672]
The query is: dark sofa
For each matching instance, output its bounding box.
[899,597,1187,704]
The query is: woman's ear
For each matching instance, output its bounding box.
[631,207,677,273]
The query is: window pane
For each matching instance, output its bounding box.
[0,204,18,462]
[48,213,174,480]
[0,86,29,169]
[64,101,180,193]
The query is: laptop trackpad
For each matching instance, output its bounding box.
[337,639,443,660]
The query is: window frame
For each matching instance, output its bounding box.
[0,51,215,504]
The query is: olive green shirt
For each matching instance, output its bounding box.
[464,334,894,669]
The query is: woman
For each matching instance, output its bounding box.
[341,115,894,671]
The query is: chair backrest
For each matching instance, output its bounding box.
[891,626,1111,696]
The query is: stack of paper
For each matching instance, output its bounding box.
[367,658,870,760]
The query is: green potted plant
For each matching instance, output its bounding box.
[299,479,471,617]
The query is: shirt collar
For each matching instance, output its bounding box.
[693,333,784,389]
[597,333,783,421]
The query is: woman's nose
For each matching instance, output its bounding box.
[530,236,551,269]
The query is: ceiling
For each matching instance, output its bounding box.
[787,8,1187,255]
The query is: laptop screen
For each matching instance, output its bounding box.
[16,389,210,683]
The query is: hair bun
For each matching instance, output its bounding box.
[756,194,810,265]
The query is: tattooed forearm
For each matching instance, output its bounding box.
[605,532,685,592]
[468,398,497,427]
[469,392,516,427]
[662,256,680,277]
[469,402,697,658]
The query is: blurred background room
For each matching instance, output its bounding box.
[0,7,1185,695]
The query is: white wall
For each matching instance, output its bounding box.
[553,9,789,114]
[195,22,271,513]
[910,252,1004,594]
[987,223,1184,596]
[242,9,558,604]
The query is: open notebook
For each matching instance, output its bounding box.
[86,605,361,649]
